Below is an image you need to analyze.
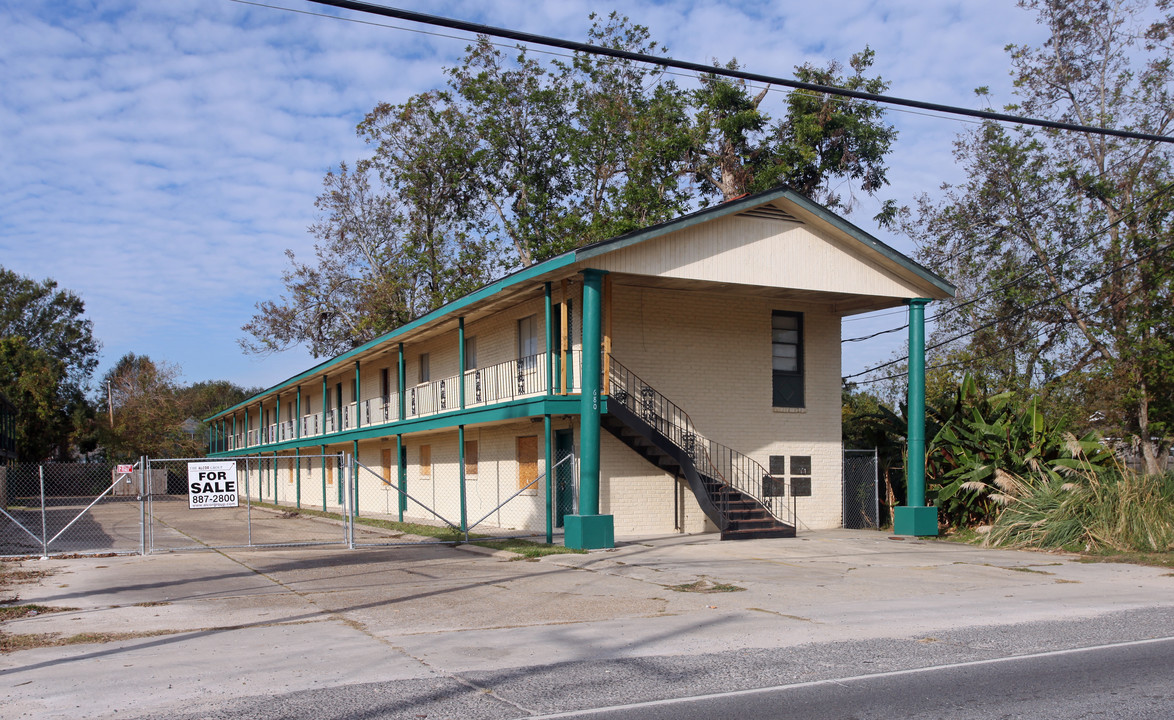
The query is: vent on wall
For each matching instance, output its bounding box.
[737,205,802,223]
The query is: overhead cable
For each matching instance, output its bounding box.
[306,0,1174,146]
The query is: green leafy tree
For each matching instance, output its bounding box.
[0,336,74,461]
[0,267,99,459]
[243,15,899,356]
[689,48,898,224]
[906,0,1174,473]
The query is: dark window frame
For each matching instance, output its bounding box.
[771,310,804,408]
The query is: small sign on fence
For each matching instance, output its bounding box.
[187,461,239,509]
[116,464,134,475]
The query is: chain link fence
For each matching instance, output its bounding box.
[350,445,576,546]
[843,449,880,530]
[144,455,348,552]
[0,461,143,557]
[2,447,579,556]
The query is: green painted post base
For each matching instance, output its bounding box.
[894,506,939,536]
[564,514,614,550]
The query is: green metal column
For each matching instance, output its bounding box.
[544,414,553,544]
[397,434,406,520]
[321,375,328,434]
[565,268,614,549]
[895,298,938,536]
[458,317,466,410]
[296,387,301,439]
[544,282,553,395]
[458,425,468,534]
[354,361,362,430]
[295,447,301,507]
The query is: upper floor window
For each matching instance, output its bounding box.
[419,353,430,383]
[464,336,478,371]
[772,311,804,408]
[518,315,538,359]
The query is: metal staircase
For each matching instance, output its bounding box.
[603,358,796,540]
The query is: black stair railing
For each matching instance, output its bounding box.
[606,357,796,530]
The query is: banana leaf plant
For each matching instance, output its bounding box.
[927,375,1110,526]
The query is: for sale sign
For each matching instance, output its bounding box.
[187,461,239,509]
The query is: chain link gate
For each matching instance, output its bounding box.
[843,449,880,529]
[0,461,144,558]
[3,445,580,556]
[144,454,350,552]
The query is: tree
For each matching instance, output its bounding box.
[0,267,99,388]
[243,14,899,357]
[689,48,899,224]
[0,336,74,461]
[905,0,1174,473]
[0,267,99,459]
[97,354,258,460]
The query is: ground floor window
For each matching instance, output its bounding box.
[516,436,537,491]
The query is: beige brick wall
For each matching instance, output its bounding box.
[608,284,843,529]
[601,431,715,536]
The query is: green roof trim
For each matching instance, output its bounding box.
[207,394,587,453]
[208,185,953,422]
[206,252,579,421]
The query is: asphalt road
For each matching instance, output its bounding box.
[529,637,1174,720]
[141,610,1174,720]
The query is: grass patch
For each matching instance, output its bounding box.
[988,469,1174,553]
[0,566,53,586]
[0,604,77,622]
[1077,550,1174,569]
[666,579,746,593]
[0,628,176,653]
[471,539,586,558]
[249,501,482,542]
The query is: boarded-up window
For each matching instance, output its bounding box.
[465,440,478,480]
[517,436,537,491]
[382,448,393,485]
[420,445,432,478]
[327,455,334,486]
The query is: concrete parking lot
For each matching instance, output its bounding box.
[2,530,1172,719]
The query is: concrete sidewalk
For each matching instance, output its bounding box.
[2,530,1172,719]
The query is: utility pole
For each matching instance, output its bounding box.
[107,381,114,426]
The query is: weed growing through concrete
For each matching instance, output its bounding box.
[666,579,746,593]
[471,539,587,558]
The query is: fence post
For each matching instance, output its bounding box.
[346,454,355,549]
[39,465,48,557]
[139,457,146,556]
[458,426,468,540]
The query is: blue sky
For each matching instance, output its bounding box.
[0,0,1048,392]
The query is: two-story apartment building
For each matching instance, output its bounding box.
[205,186,954,548]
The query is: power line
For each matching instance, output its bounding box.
[305,0,1174,146]
[839,180,1174,345]
[847,278,1155,387]
[842,236,1174,381]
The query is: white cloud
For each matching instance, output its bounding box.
[0,0,1056,391]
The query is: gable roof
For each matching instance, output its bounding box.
[208,186,953,420]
